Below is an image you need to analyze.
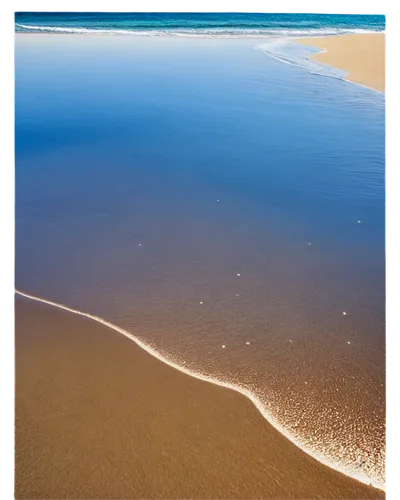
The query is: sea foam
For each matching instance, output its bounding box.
[15,23,378,39]
[15,289,384,492]
[255,39,347,80]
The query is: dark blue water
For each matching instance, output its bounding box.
[15,34,385,489]
[15,12,385,36]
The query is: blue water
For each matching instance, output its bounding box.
[15,12,385,36]
[15,28,385,491]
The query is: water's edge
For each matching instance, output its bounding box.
[255,38,384,94]
[15,289,384,492]
[14,31,384,95]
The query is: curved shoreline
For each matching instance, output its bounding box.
[15,289,384,492]
[295,33,385,92]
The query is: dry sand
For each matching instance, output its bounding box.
[296,33,385,92]
[15,295,384,499]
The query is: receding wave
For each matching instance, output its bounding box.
[255,38,384,93]
[256,39,347,79]
[15,23,381,38]
[15,289,384,492]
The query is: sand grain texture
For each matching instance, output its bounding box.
[15,296,384,499]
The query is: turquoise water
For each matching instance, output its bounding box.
[15,12,385,36]
[15,26,385,492]
[15,12,386,88]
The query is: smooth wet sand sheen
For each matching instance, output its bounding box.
[296,33,385,92]
[15,295,383,499]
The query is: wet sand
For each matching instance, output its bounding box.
[15,295,383,499]
[296,33,385,92]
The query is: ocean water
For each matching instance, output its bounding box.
[15,12,385,91]
[15,17,385,492]
[15,12,385,36]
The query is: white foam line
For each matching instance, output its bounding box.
[15,24,382,39]
[15,289,384,492]
[255,37,385,95]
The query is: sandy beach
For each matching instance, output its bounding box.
[15,295,383,499]
[296,33,385,92]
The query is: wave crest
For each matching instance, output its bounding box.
[15,23,381,38]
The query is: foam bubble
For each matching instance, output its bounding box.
[256,39,347,80]
[15,289,384,492]
[15,23,381,39]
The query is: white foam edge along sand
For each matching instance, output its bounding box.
[15,289,384,492]
[255,35,385,94]
[255,38,347,80]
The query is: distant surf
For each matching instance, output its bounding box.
[15,289,385,492]
[15,23,380,38]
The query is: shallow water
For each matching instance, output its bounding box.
[15,34,385,489]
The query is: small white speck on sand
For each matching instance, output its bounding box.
[199,301,203,305]
[237,273,241,277]
[236,293,240,297]
[289,339,293,343]
[222,345,226,349]
[343,312,347,315]
[347,341,351,345]
[246,341,250,345]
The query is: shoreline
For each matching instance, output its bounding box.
[15,290,384,495]
[15,32,385,95]
[296,33,385,92]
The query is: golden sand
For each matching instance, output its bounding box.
[296,33,385,92]
[15,296,383,499]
